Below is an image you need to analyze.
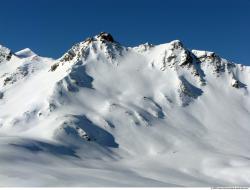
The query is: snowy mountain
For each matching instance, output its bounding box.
[0,32,250,187]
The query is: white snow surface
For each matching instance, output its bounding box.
[0,33,250,187]
[15,48,37,58]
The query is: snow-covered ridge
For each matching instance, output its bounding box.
[0,33,250,186]
[15,48,37,58]
[48,32,248,89]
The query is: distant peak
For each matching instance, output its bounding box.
[15,48,37,58]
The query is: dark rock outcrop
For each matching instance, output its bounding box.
[98,32,115,43]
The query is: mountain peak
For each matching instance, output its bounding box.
[15,48,37,58]
[96,32,115,43]
[169,40,184,49]
[51,32,123,71]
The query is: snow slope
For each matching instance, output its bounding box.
[0,32,250,187]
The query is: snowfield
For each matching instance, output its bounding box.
[0,32,250,187]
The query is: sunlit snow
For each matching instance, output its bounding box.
[0,33,250,186]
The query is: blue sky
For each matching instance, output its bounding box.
[0,0,249,65]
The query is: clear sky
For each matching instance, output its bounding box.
[0,0,249,65]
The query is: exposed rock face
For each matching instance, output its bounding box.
[231,79,240,88]
[0,45,12,63]
[231,78,247,89]
[2,63,33,86]
[0,91,3,99]
[50,63,59,72]
[177,76,203,106]
[192,50,227,75]
[146,40,206,87]
[152,40,192,70]
[179,50,193,67]
[97,32,115,42]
